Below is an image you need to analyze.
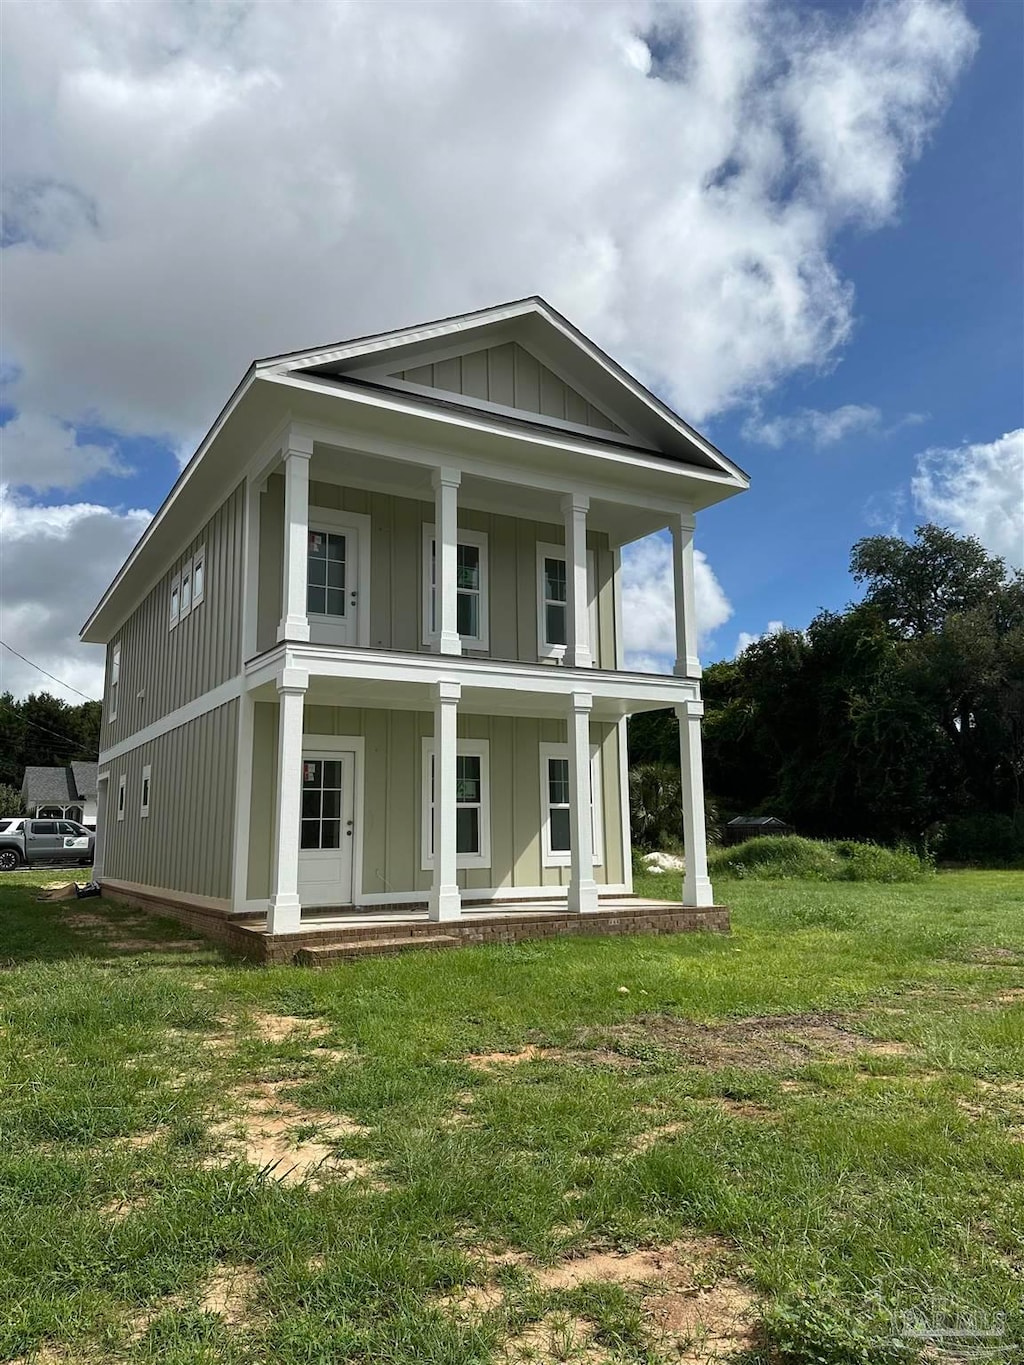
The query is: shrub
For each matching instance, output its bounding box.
[628,762,722,849]
[937,812,1024,867]
[710,835,931,883]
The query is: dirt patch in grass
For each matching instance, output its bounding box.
[644,1278,758,1364]
[601,1013,913,1071]
[501,1314,607,1363]
[128,1263,262,1339]
[466,1044,639,1072]
[59,910,203,953]
[249,1012,332,1044]
[206,1079,380,1187]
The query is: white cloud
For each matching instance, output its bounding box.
[911,429,1024,567]
[734,619,786,656]
[621,533,733,671]
[743,403,881,448]
[0,488,151,699]
[0,0,976,445]
[0,413,128,491]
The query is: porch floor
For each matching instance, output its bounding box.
[239,897,731,964]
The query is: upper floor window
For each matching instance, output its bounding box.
[422,525,489,649]
[169,545,206,630]
[307,529,347,618]
[536,543,597,662]
[140,764,151,818]
[117,773,126,821]
[109,642,121,722]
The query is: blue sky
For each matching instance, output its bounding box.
[0,0,1020,698]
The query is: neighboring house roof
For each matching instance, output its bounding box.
[21,763,97,807]
[22,766,76,806]
[70,761,98,799]
[726,816,791,828]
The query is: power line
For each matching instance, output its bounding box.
[0,697,94,754]
[0,640,99,702]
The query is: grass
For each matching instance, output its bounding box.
[0,866,1022,1363]
[707,835,932,883]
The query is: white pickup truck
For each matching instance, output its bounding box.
[0,817,95,871]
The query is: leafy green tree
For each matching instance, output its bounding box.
[0,784,24,818]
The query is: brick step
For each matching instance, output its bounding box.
[293,934,463,965]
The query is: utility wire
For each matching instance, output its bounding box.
[0,697,95,754]
[0,639,99,702]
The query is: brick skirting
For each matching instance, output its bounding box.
[100,882,729,964]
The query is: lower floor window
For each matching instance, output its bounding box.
[301,759,342,849]
[540,742,603,867]
[421,739,491,869]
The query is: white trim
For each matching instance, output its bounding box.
[617,718,633,893]
[241,480,261,662]
[420,736,491,870]
[421,523,489,651]
[108,641,121,723]
[536,542,597,662]
[98,674,243,765]
[231,691,255,910]
[140,763,151,818]
[116,773,126,821]
[306,505,372,648]
[612,546,625,670]
[539,741,603,867]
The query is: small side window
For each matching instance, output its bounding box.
[192,546,206,607]
[169,573,181,629]
[140,764,151,818]
[117,775,126,822]
[180,565,192,618]
[109,642,121,723]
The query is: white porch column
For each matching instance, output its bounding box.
[675,699,715,907]
[561,493,592,669]
[567,690,599,912]
[277,433,314,643]
[671,512,702,679]
[268,667,308,934]
[429,680,462,921]
[432,467,462,656]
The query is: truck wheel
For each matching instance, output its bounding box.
[0,848,22,872]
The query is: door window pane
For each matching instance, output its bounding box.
[308,532,347,617]
[300,758,345,850]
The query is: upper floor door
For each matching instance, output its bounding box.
[306,511,366,647]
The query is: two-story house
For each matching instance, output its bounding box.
[81,298,748,958]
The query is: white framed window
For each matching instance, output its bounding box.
[108,642,121,723]
[420,737,491,869]
[169,572,181,629]
[116,774,126,822]
[140,764,151,818]
[179,562,192,619]
[539,742,603,867]
[192,545,206,607]
[307,526,348,619]
[536,542,598,662]
[422,524,489,649]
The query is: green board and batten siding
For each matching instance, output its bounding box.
[103,482,246,746]
[246,704,625,902]
[103,699,238,900]
[397,342,625,435]
[256,476,619,667]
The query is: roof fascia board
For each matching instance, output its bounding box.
[272,371,746,496]
[79,365,257,640]
[257,298,540,376]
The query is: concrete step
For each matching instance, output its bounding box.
[293,934,463,966]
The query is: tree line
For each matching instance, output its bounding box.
[630,526,1024,863]
[0,692,102,792]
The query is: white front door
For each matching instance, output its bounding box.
[307,521,359,646]
[298,751,356,906]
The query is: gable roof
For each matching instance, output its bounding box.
[21,763,97,805]
[70,761,98,799]
[22,766,76,805]
[257,297,747,482]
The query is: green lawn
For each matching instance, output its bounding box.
[1,867,1022,1364]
